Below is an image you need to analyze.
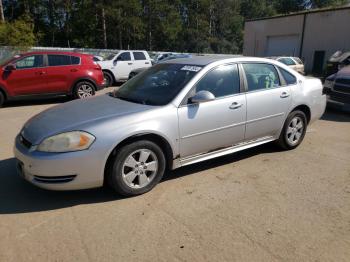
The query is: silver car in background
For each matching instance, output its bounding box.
[269,56,305,75]
[14,57,326,196]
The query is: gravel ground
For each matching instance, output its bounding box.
[0,88,349,262]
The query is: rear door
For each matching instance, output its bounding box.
[242,63,292,141]
[5,54,47,95]
[132,51,151,70]
[45,54,80,93]
[111,52,133,80]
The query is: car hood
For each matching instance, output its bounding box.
[97,60,113,67]
[21,94,153,145]
[336,65,350,77]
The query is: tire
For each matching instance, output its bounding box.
[277,110,307,150]
[103,71,114,87]
[107,140,166,196]
[73,81,96,99]
[0,91,4,108]
[128,72,137,80]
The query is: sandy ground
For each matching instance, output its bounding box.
[0,88,350,262]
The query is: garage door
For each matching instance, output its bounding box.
[265,35,300,56]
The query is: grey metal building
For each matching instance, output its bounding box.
[243,6,350,74]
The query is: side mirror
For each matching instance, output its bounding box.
[4,64,16,71]
[189,90,215,104]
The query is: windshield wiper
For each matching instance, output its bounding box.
[115,95,144,104]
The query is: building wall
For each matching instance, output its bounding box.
[243,8,350,73]
[302,9,350,72]
[243,15,303,57]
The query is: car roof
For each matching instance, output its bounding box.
[17,51,91,57]
[162,55,278,66]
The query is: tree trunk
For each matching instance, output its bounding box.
[101,7,107,48]
[0,0,5,23]
[48,0,55,46]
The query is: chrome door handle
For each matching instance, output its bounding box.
[229,102,242,109]
[128,63,133,65]
[280,92,290,98]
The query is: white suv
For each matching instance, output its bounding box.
[98,50,152,86]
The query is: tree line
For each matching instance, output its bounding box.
[0,0,347,53]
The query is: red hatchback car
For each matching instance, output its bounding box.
[0,51,105,107]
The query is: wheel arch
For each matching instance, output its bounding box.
[290,104,311,124]
[104,133,175,183]
[70,77,98,94]
[0,85,9,99]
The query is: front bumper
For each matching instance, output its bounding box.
[326,91,350,112]
[96,81,106,90]
[14,135,105,190]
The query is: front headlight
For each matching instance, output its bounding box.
[37,131,95,153]
[324,79,334,88]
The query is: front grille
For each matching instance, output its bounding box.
[20,135,32,149]
[335,78,350,85]
[329,90,350,104]
[33,175,77,184]
[333,84,350,94]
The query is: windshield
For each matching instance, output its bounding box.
[113,63,202,106]
[1,54,22,66]
[105,53,118,60]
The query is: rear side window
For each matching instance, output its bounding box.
[15,55,44,69]
[193,64,240,98]
[71,56,80,64]
[48,55,71,66]
[279,67,297,85]
[117,52,131,61]
[242,63,280,91]
[133,52,146,60]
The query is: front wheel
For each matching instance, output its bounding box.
[103,71,114,87]
[73,81,95,99]
[107,140,166,196]
[277,110,307,150]
[0,91,5,108]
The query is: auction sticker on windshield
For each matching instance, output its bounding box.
[181,65,202,72]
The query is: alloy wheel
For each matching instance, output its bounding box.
[286,116,304,145]
[121,149,158,189]
[77,84,94,98]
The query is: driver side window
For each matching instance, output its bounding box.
[117,52,131,61]
[15,55,44,69]
[192,64,240,99]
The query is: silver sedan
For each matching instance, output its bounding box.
[14,56,326,196]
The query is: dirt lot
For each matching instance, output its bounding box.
[0,88,350,262]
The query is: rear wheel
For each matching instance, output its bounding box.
[277,110,307,150]
[107,140,166,196]
[103,71,114,87]
[0,91,4,108]
[73,81,95,99]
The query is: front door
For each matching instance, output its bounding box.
[4,54,47,95]
[241,63,292,140]
[178,64,246,158]
[112,52,133,80]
